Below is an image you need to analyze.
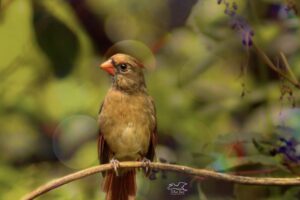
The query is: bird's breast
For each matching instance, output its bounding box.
[98,89,154,160]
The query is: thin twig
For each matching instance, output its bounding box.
[280,52,298,83]
[253,43,300,89]
[22,161,300,200]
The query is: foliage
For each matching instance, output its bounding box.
[0,0,300,199]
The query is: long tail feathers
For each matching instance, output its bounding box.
[103,170,136,200]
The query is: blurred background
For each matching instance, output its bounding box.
[0,0,300,199]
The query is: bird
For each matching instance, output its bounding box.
[98,53,157,200]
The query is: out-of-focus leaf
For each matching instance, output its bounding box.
[282,186,300,200]
[0,114,38,163]
[39,77,101,120]
[0,0,31,69]
[167,0,198,29]
[234,184,270,200]
[68,0,112,53]
[32,2,79,78]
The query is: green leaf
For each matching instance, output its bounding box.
[32,1,79,78]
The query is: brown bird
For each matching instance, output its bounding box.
[98,53,157,200]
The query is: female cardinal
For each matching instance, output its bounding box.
[98,54,157,200]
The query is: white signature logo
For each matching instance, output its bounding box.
[167,181,188,195]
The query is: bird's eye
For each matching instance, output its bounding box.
[118,63,128,72]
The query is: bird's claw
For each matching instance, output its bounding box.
[141,158,151,174]
[110,158,120,176]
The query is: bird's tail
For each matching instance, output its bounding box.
[103,170,136,200]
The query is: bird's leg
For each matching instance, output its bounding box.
[141,157,151,175]
[110,158,120,176]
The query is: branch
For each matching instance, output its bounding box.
[253,43,300,89]
[279,52,298,83]
[21,161,300,200]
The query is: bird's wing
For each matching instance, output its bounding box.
[97,103,110,167]
[145,97,157,161]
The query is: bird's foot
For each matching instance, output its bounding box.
[141,157,151,174]
[110,158,120,176]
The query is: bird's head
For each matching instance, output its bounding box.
[100,54,146,93]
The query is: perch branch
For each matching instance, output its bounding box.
[22,161,300,200]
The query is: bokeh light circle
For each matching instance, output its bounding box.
[53,115,98,170]
[104,40,156,70]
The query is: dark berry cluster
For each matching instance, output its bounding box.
[270,137,300,163]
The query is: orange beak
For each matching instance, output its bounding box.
[100,60,115,76]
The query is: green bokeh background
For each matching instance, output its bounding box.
[1,0,300,199]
